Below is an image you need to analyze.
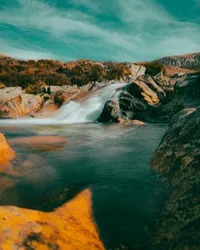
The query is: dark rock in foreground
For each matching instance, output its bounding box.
[151,108,200,250]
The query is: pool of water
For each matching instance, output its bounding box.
[0,122,168,249]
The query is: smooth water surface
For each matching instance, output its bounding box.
[0,123,168,249]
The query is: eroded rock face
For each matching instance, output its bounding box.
[155,52,200,70]
[0,87,23,102]
[159,72,200,120]
[151,108,200,250]
[97,74,169,122]
[0,90,43,118]
[127,64,146,80]
[99,70,200,123]
[0,189,105,250]
[118,75,167,121]
[32,101,59,118]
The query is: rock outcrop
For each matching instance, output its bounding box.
[0,87,43,118]
[154,52,200,70]
[98,69,200,123]
[98,73,169,122]
[151,108,200,250]
[158,71,200,121]
[0,189,105,250]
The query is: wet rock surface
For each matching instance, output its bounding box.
[0,189,105,250]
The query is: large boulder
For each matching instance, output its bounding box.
[97,98,119,122]
[127,64,146,79]
[20,94,43,114]
[97,74,168,122]
[151,108,200,250]
[0,88,43,118]
[118,75,166,121]
[0,87,23,102]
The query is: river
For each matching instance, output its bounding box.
[0,122,167,249]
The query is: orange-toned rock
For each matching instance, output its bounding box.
[72,91,90,101]
[132,119,145,125]
[0,88,43,118]
[32,103,59,118]
[0,189,105,250]
[118,118,145,126]
[9,135,68,152]
[0,133,15,163]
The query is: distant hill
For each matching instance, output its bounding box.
[154,52,200,70]
[1,52,200,91]
[0,55,131,89]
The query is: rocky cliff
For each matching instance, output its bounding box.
[154,52,200,70]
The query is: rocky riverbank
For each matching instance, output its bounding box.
[151,107,200,250]
[0,52,200,249]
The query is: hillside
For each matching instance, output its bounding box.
[1,52,200,92]
[0,54,132,90]
[154,52,200,70]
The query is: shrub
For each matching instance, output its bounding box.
[25,84,38,94]
[136,62,165,76]
[54,91,65,107]
[25,80,46,94]
[0,82,5,89]
[104,62,131,80]
[71,75,89,86]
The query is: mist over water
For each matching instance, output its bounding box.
[0,83,127,126]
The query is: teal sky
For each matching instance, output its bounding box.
[0,0,200,62]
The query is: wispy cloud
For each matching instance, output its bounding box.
[0,36,54,60]
[0,0,199,61]
[195,0,200,6]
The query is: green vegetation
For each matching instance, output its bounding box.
[25,80,47,94]
[54,91,65,107]
[0,55,131,89]
[136,61,165,76]
[0,82,5,89]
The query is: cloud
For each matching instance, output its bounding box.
[195,0,200,6]
[0,42,52,60]
[117,0,173,25]
[0,0,199,61]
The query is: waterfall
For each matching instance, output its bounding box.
[0,83,127,126]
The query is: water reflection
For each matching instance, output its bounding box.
[0,123,168,249]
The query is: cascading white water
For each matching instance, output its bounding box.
[0,83,127,126]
